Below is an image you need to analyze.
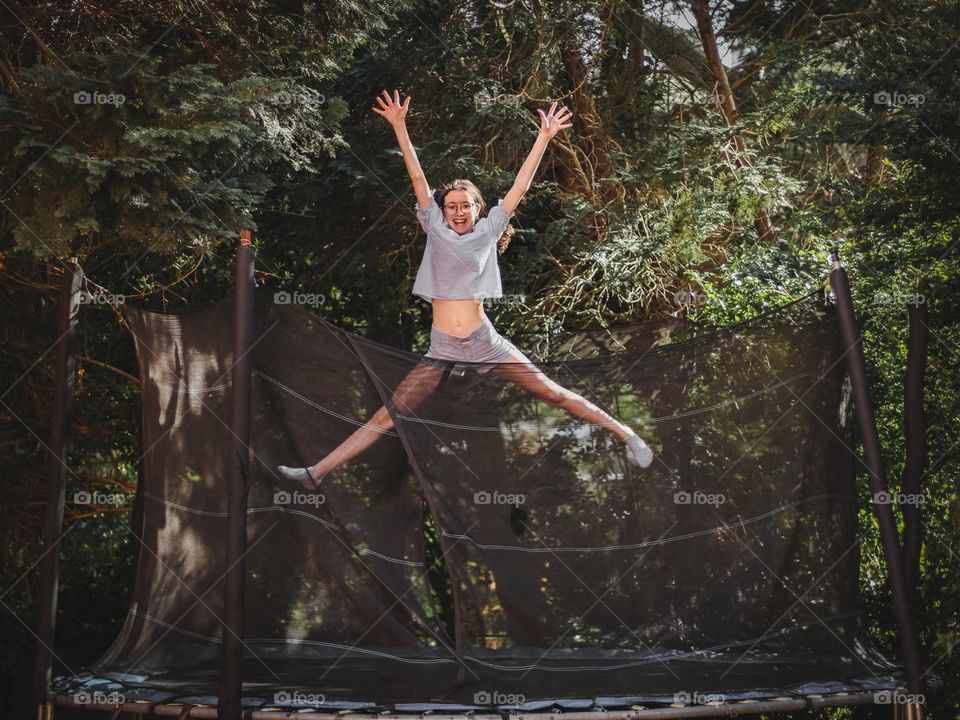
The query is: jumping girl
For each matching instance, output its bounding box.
[277,90,652,489]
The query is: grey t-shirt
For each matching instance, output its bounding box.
[411,194,513,302]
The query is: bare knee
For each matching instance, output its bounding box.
[370,405,394,428]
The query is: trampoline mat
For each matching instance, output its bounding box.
[55,650,905,710]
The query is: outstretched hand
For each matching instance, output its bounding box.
[372,89,410,127]
[537,101,574,139]
[502,100,575,215]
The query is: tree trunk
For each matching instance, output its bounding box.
[690,0,773,241]
[560,34,621,208]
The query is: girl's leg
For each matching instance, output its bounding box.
[280,361,445,487]
[492,355,630,439]
[313,360,446,475]
[491,354,653,467]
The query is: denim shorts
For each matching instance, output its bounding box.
[424,317,530,374]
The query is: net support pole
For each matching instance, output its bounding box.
[33,259,82,720]
[218,230,254,720]
[829,250,924,707]
[900,300,928,596]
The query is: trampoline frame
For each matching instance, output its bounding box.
[49,689,925,719]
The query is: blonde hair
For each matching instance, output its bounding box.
[436,179,515,255]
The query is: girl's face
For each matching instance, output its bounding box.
[442,189,479,235]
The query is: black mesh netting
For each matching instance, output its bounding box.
[52,290,905,711]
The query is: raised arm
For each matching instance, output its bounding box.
[372,89,432,210]
[502,101,574,216]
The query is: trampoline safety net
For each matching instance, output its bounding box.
[52,291,904,712]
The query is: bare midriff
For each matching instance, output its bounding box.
[431,298,486,336]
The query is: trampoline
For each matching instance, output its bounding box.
[35,242,933,719]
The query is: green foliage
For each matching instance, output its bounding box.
[1,0,958,717]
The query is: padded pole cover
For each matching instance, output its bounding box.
[829,257,924,697]
[33,260,82,715]
[900,301,928,595]
[218,233,255,718]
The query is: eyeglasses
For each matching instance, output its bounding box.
[443,202,476,214]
